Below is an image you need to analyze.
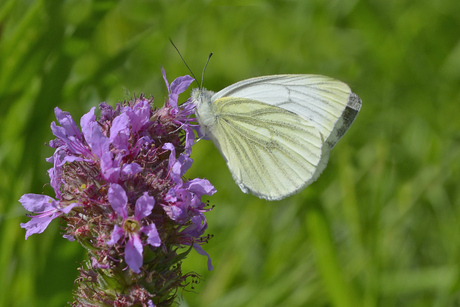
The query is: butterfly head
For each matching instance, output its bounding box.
[191,88,217,140]
[191,87,212,103]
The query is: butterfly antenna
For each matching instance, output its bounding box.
[168,122,186,135]
[194,135,203,144]
[201,52,213,89]
[169,38,200,88]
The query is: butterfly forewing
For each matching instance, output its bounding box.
[212,75,361,149]
[209,97,323,200]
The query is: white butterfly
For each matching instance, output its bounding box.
[191,74,362,201]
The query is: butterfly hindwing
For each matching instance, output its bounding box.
[208,97,323,200]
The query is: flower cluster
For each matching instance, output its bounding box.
[19,70,216,306]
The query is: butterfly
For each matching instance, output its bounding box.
[191,74,362,200]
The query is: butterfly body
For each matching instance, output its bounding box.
[191,88,216,140]
[191,74,361,200]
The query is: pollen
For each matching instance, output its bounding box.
[123,218,141,233]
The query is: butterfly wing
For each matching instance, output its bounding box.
[212,74,362,150]
[207,96,324,200]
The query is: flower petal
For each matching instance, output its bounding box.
[101,152,120,183]
[163,143,193,185]
[142,223,161,247]
[50,121,69,142]
[80,107,96,134]
[99,102,115,122]
[63,234,75,241]
[121,163,142,178]
[81,107,110,159]
[19,194,57,212]
[106,225,124,245]
[134,192,155,220]
[177,154,193,176]
[108,184,128,218]
[185,178,217,196]
[170,75,194,96]
[125,235,143,273]
[192,244,213,271]
[20,214,57,239]
[128,99,150,132]
[161,68,170,93]
[54,107,82,138]
[182,215,207,238]
[110,112,130,151]
[183,125,195,155]
[162,143,176,170]
[59,202,81,214]
[163,68,194,109]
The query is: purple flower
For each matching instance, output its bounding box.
[162,68,194,110]
[163,179,215,223]
[162,142,216,271]
[80,107,111,160]
[162,69,197,154]
[50,107,108,163]
[110,112,131,152]
[106,184,161,273]
[19,194,80,239]
[122,98,151,133]
[162,142,193,185]
[20,71,216,305]
[162,143,216,223]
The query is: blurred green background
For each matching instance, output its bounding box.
[1,0,460,306]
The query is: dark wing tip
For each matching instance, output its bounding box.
[348,92,362,111]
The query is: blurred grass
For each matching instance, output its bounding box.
[1,0,460,306]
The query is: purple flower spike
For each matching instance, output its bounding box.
[19,71,216,306]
